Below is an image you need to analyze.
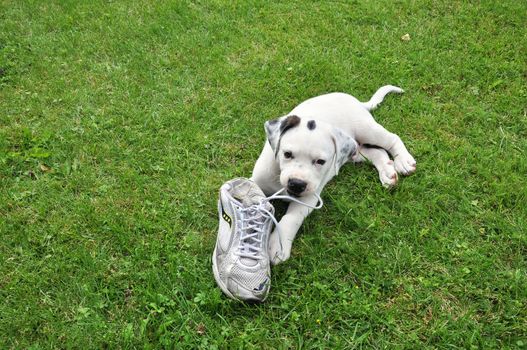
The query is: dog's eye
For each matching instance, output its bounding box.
[284,151,293,159]
[315,159,326,165]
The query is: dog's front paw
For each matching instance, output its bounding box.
[380,160,398,188]
[268,233,290,265]
[394,153,416,175]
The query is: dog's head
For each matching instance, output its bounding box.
[265,115,358,197]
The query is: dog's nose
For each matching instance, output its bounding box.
[287,178,307,195]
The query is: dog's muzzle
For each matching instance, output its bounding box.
[287,178,307,196]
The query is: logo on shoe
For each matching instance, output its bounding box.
[254,277,269,292]
[220,202,232,227]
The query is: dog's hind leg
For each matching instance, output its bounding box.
[353,145,398,187]
[354,121,416,176]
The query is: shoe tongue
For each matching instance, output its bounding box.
[230,179,271,267]
[240,256,258,267]
[240,202,273,268]
[239,207,264,268]
[230,179,266,207]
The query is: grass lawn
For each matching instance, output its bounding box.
[1,0,526,348]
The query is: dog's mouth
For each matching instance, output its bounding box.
[286,189,302,197]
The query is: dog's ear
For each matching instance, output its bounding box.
[331,127,358,175]
[264,117,283,155]
[264,115,301,157]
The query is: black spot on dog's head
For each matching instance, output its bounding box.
[307,120,316,130]
[279,115,301,135]
[270,115,301,157]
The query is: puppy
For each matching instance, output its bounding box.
[251,85,416,265]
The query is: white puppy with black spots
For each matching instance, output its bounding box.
[251,85,416,265]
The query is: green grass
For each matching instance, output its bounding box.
[1,0,526,348]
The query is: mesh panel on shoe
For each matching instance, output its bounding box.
[218,252,237,275]
[230,264,268,290]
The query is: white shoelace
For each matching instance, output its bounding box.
[237,189,323,259]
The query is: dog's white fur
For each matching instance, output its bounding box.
[251,85,416,265]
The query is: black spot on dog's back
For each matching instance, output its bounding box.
[307,120,316,130]
[363,143,384,150]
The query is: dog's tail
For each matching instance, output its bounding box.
[361,85,404,111]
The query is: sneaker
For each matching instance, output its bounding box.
[212,178,275,302]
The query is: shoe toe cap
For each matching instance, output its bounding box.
[228,277,269,302]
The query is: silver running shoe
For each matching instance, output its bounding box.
[212,178,275,302]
